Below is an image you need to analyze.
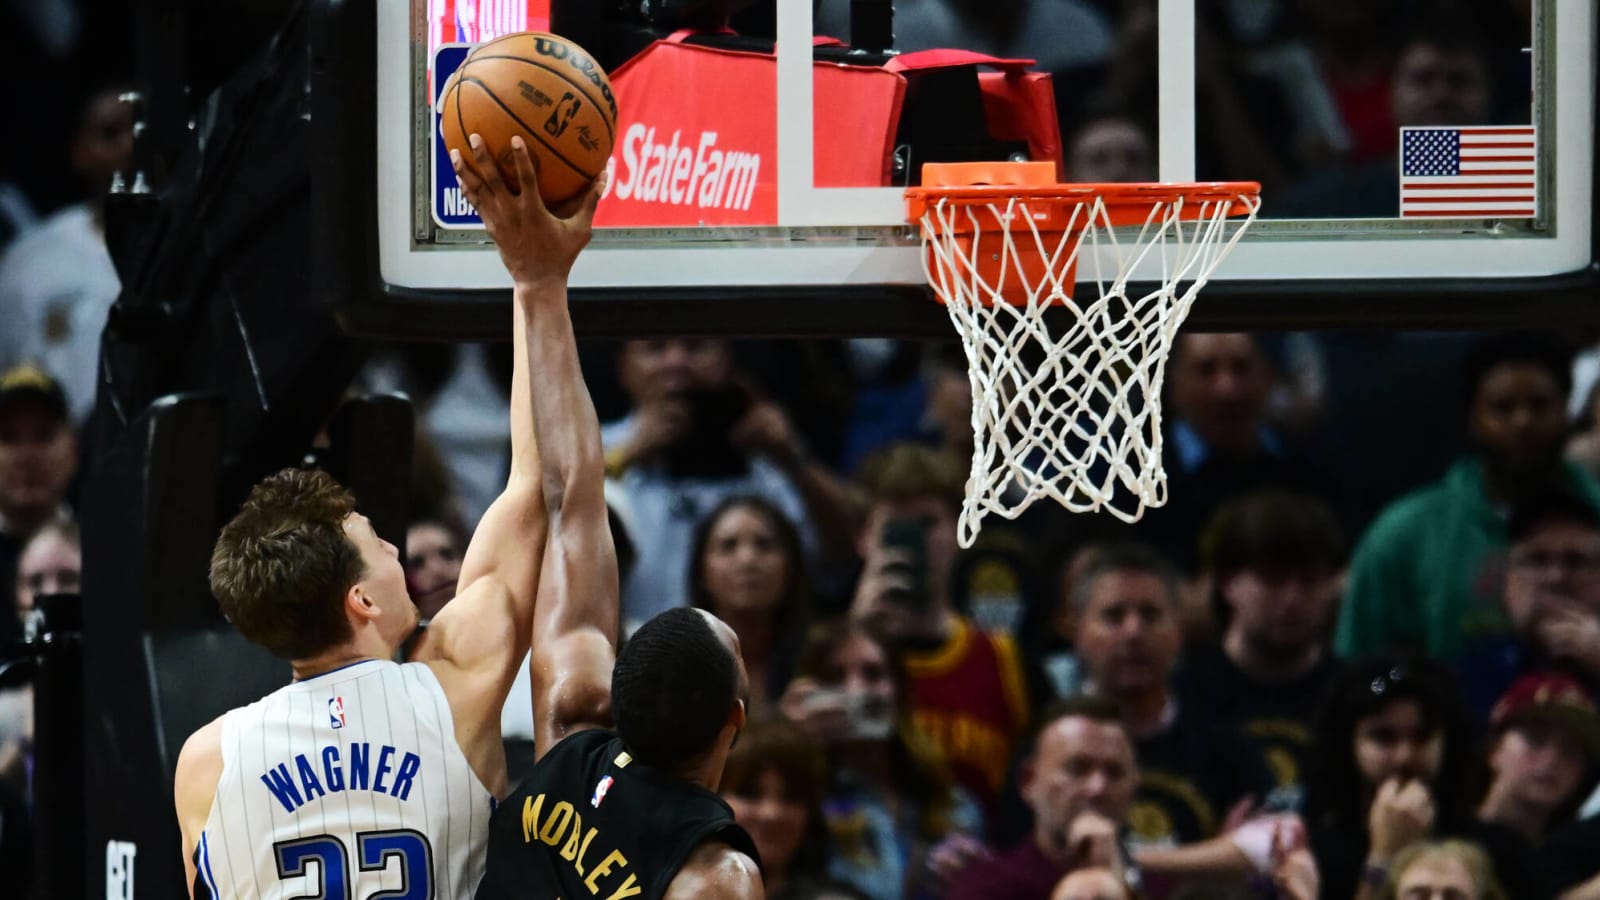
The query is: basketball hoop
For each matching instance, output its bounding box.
[906,162,1261,547]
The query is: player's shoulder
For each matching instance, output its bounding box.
[177,714,226,766]
[662,840,763,900]
[174,715,227,811]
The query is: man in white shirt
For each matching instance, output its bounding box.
[600,338,827,629]
[0,86,133,423]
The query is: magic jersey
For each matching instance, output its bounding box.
[192,659,492,900]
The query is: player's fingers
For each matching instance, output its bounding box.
[509,137,546,209]
[468,134,505,195]
[451,149,488,207]
[572,167,606,226]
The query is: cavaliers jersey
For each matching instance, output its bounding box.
[476,729,758,900]
[193,659,493,900]
[902,617,1030,818]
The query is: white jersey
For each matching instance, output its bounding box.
[195,659,492,900]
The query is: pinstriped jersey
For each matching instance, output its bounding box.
[193,659,493,900]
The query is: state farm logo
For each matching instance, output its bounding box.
[611,124,762,212]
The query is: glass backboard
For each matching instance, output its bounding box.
[337,0,1596,336]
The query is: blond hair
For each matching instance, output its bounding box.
[1380,840,1507,900]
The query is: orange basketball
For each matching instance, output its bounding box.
[440,32,617,206]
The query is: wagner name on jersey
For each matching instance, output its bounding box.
[193,659,493,900]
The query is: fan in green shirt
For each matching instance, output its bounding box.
[1336,335,1600,662]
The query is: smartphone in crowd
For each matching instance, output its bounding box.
[880,517,929,611]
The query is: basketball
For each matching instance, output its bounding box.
[440,32,617,205]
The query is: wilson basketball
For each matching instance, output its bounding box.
[440,32,617,205]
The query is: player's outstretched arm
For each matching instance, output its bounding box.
[413,274,546,716]
[459,135,617,760]
[408,158,553,799]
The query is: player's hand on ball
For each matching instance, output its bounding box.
[451,133,607,288]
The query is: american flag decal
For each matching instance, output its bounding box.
[1400,126,1537,218]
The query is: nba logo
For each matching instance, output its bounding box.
[328,697,346,729]
[591,775,613,808]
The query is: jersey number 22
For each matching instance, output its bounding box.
[274,829,434,899]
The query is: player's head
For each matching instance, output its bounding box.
[210,468,418,662]
[611,607,749,780]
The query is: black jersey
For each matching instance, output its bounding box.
[476,729,758,900]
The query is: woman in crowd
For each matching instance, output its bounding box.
[781,618,986,900]
[3,519,80,788]
[720,716,835,898]
[1305,655,1538,899]
[690,495,812,715]
[403,514,466,621]
[12,518,80,623]
[1378,840,1508,900]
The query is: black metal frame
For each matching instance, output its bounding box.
[312,0,1600,340]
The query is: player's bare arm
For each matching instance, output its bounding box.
[408,286,545,797]
[406,223,549,799]
[456,134,617,760]
[172,715,224,900]
[663,841,765,900]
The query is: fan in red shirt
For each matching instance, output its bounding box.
[845,444,1030,825]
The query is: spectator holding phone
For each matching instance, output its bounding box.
[847,443,1031,826]
[781,618,987,900]
[599,338,854,628]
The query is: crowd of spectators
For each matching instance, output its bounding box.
[376,327,1600,900]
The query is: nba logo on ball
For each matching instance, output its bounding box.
[328,697,347,729]
[591,775,614,808]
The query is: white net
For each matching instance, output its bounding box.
[918,189,1261,548]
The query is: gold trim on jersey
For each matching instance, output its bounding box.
[903,617,972,677]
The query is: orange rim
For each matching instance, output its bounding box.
[905,162,1260,226]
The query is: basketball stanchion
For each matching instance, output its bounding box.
[906,161,1261,548]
